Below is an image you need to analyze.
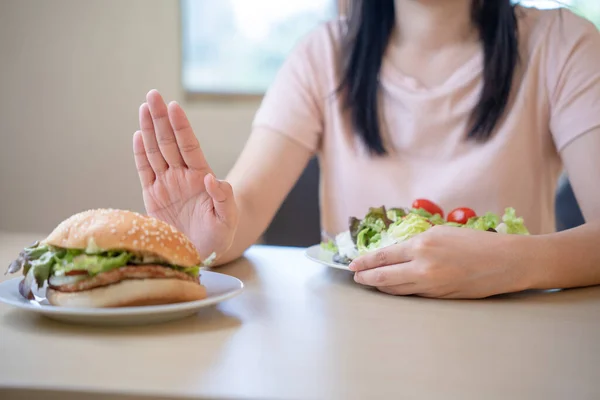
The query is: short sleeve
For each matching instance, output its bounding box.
[251,24,330,153]
[546,10,600,151]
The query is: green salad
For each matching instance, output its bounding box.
[321,199,529,265]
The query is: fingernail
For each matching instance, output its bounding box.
[348,261,356,271]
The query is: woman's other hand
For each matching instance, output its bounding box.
[350,226,535,299]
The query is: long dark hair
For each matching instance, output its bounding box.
[338,0,519,155]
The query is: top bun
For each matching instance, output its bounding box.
[43,209,201,267]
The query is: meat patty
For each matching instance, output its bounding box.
[49,265,198,292]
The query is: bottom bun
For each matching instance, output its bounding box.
[46,279,207,308]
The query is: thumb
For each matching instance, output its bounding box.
[204,174,236,225]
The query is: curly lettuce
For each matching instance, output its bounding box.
[350,206,393,249]
[496,207,530,235]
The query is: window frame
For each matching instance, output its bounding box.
[181,0,348,102]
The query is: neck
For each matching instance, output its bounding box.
[392,0,478,50]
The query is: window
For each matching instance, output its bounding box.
[181,1,598,97]
[181,0,339,96]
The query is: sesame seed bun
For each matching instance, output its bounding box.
[42,209,201,268]
[46,279,207,307]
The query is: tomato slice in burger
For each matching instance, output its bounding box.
[412,199,444,218]
[65,270,89,276]
[447,207,477,225]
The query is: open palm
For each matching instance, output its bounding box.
[132,90,238,260]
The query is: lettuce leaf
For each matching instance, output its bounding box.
[357,230,396,254]
[499,207,530,235]
[172,265,201,276]
[7,242,55,299]
[356,228,380,253]
[428,214,446,225]
[410,207,434,219]
[30,251,56,287]
[388,213,432,242]
[464,212,500,231]
[444,222,464,227]
[6,242,54,281]
[349,206,393,248]
[53,252,132,276]
[362,206,393,230]
[387,208,407,222]
[408,208,444,225]
[349,217,362,244]
[320,239,338,253]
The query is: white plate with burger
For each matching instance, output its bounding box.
[0,209,244,326]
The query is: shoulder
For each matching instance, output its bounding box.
[299,17,347,48]
[516,6,600,152]
[286,17,346,65]
[277,17,347,96]
[517,5,599,59]
[252,18,347,150]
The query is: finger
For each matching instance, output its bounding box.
[354,263,418,287]
[205,174,236,226]
[132,131,155,188]
[139,102,168,173]
[168,101,210,172]
[349,244,412,272]
[146,90,185,168]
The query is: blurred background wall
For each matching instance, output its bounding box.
[0,0,259,233]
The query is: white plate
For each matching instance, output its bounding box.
[305,245,351,271]
[0,271,244,326]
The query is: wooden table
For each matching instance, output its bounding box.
[1,231,600,400]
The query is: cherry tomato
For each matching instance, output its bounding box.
[412,199,444,218]
[447,207,477,224]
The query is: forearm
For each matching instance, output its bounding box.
[211,129,313,266]
[526,221,600,290]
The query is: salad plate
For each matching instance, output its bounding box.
[305,245,351,270]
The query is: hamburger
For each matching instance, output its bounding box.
[6,209,214,307]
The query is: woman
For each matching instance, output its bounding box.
[132,0,600,299]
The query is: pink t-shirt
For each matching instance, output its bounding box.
[252,6,600,236]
